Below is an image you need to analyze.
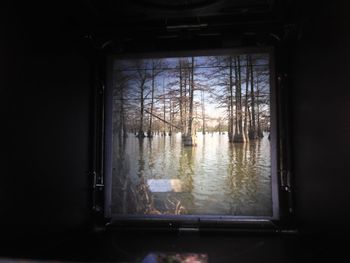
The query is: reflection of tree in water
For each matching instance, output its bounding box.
[133,139,154,213]
[246,142,259,201]
[119,137,190,215]
[249,141,258,166]
[123,139,167,214]
[226,142,260,215]
[179,146,195,189]
[226,140,271,215]
[112,133,271,216]
[145,136,189,215]
[175,144,196,214]
[113,138,156,214]
[227,143,244,215]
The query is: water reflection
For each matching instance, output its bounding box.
[112,132,272,216]
[147,179,183,193]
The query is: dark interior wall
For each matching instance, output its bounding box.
[291,1,350,233]
[1,2,93,238]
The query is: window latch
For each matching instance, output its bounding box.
[280,170,291,192]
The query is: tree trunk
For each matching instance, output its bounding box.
[163,78,166,136]
[228,104,232,141]
[201,89,206,134]
[183,63,188,137]
[256,73,264,138]
[233,56,245,143]
[169,99,172,136]
[179,60,185,135]
[184,57,196,146]
[244,55,249,142]
[248,55,257,139]
[147,63,155,138]
[228,56,234,142]
[138,74,146,138]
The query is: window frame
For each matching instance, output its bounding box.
[102,47,287,230]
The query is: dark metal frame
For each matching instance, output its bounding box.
[100,47,293,231]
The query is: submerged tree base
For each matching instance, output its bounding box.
[137,131,146,138]
[147,130,153,138]
[183,135,197,146]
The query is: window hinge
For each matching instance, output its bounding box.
[92,170,104,188]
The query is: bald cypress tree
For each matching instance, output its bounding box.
[184,57,197,146]
[233,55,245,143]
[248,55,258,140]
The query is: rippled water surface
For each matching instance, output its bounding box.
[112,132,272,216]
